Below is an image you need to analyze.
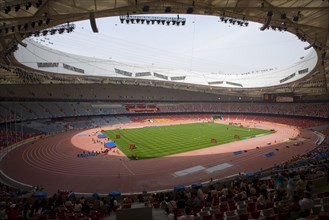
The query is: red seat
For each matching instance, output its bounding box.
[251,211,260,219]
[47,213,57,219]
[173,208,182,217]
[123,203,132,208]
[239,213,249,220]
[214,212,224,220]
[265,215,277,220]
[256,204,265,210]
[228,201,236,206]
[266,202,274,209]
[277,213,288,220]
[229,205,237,211]
[247,206,256,213]
[203,215,213,220]
[220,206,228,212]
[247,202,255,208]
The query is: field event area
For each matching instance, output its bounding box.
[103,122,272,159]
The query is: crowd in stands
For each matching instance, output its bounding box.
[157,103,329,119]
[0,105,328,219]
[129,114,212,123]
[0,102,328,124]
[221,115,327,129]
[152,139,328,220]
[0,136,327,220]
[0,129,35,150]
[273,140,329,172]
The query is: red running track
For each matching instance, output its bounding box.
[0,120,318,195]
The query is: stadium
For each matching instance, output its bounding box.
[0,1,328,220]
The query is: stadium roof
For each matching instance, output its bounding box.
[0,0,328,94]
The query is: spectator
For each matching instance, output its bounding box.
[81,200,90,213]
[295,175,306,196]
[178,207,194,220]
[286,173,296,199]
[299,191,314,217]
[74,200,82,213]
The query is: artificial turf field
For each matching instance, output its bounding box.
[103,122,272,159]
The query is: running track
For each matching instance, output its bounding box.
[0,120,318,195]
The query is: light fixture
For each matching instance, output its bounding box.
[58,28,65,34]
[25,2,32,10]
[35,0,42,8]
[267,10,273,17]
[15,4,20,12]
[119,15,186,27]
[4,6,11,14]
[143,6,149,12]
[187,7,193,14]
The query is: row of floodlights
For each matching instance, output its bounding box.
[32,24,75,37]
[266,10,301,23]
[219,17,249,27]
[0,18,50,34]
[3,0,42,14]
[119,16,186,26]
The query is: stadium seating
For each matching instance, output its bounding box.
[0,102,328,220]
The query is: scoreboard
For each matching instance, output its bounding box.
[263,93,294,102]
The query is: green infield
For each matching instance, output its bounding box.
[102,122,272,159]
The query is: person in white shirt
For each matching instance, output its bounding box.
[299,191,314,217]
